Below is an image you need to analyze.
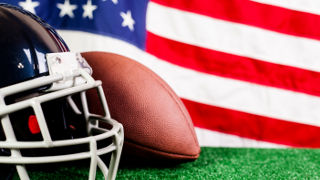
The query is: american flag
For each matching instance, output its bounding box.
[4,0,320,148]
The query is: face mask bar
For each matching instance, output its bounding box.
[0,68,124,180]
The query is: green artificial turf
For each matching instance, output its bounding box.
[12,147,320,179]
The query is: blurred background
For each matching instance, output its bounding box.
[3,0,320,149]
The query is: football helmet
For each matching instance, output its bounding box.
[0,4,123,180]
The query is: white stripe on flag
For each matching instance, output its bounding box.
[59,30,320,127]
[251,0,320,15]
[147,2,320,72]
[195,128,287,148]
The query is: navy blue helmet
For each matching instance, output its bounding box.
[0,3,68,88]
[0,4,123,180]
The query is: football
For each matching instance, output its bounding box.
[82,51,200,161]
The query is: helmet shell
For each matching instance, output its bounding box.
[0,4,68,88]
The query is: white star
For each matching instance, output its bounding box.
[57,0,77,18]
[18,0,39,14]
[82,0,97,19]
[102,0,118,4]
[120,10,135,31]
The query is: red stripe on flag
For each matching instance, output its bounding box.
[146,32,320,97]
[182,98,320,148]
[152,0,320,41]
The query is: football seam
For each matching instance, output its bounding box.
[129,59,200,151]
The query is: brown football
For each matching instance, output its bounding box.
[82,51,200,161]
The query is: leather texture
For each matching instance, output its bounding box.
[82,52,200,160]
